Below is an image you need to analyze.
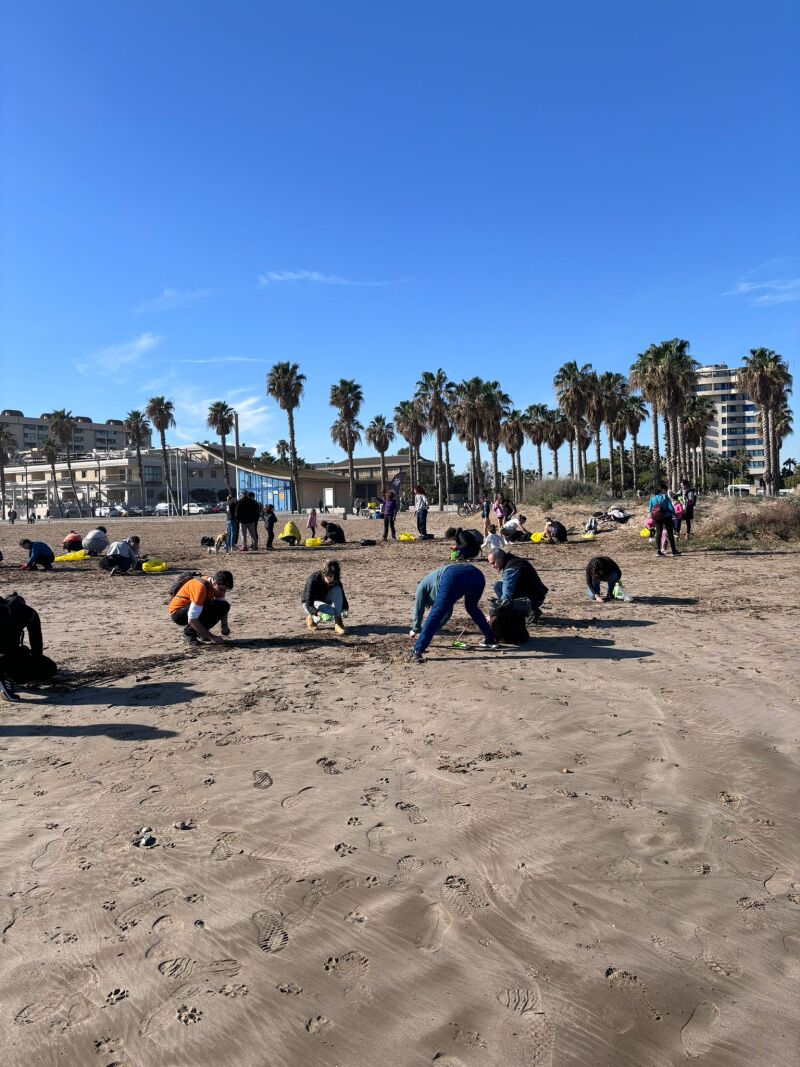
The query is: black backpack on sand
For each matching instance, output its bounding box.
[167,571,201,599]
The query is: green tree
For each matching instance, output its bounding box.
[329,378,364,506]
[553,360,593,480]
[543,408,567,479]
[267,361,306,510]
[145,396,179,513]
[124,409,151,511]
[47,409,84,517]
[524,403,548,483]
[366,415,395,496]
[739,347,793,495]
[630,344,664,486]
[393,399,425,488]
[415,368,453,508]
[501,410,526,500]
[0,425,16,521]
[481,381,511,493]
[206,401,236,494]
[40,437,63,517]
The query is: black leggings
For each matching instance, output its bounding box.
[655,519,677,553]
[171,599,230,635]
[0,648,57,683]
[383,516,396,540]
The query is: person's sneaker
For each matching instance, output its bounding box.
[656,551,664,557]
[220,623,231,637]
[477,640,499,650]
[672,550,682,556]
[306,615,317,631]
[334,619,346,636]
[405,650,425,664]
[0,676,20,702]
[109,565,119,577]
[182,631,200,646]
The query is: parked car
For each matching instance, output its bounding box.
[95,505,124,518]
[153,503,180,516]
[182,502,210,514]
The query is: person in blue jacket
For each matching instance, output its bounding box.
[408,549,496,663]
[410,564,453,637]
[19,539,55,571]
[648,482,680,557]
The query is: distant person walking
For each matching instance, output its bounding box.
[649,483,680,557]
[7,509,17,525]
[679,479,697,539]
[381,491,398,541]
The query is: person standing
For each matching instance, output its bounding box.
[381,490,398,541]
[262,503,277,551]
[236,491,260,551]
[481,496,491,536]
[306,507,318,539]
[649,483,680,557]
[408,557,496,662]
[413,485,429,537]
[7,508,17,525]
[680,478,697,539]
[225,494,240,552]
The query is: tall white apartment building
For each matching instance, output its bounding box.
[0,410,152,453]
[691,365,765,481]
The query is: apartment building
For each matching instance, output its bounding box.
[691,364,765,481]
[0,410,152,453]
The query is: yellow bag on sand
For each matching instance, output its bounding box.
[305,537,322,548]
[398,532,415,541]
[54,549,88,562]
[142,560,168,573]
[582,532,595,540]
[530,532,544,543]
[639,528,650,538]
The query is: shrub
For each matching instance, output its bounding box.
[699,499,800,548]
[522,479,599,508]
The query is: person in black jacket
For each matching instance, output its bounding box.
[487,549,548,621]
[443,527,482,560]
[225,495,239,552]
[585,556,627,601]
[262,503,277,550]
[302,560,348,635]
[543,517,568,544]
[0,592,57,701]
[320,520,346,544]
[235,491,260,551]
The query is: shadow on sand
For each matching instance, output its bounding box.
[0,722,178,740]
[430,634,654,662]
[55,681,199,707]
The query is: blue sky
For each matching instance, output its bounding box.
[2,1,798,470]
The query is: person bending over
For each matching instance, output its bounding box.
[279,520,302,546]
[303,560,348,635]
[487,548,548,622]
[501,513,530,542]
[62,530,83,553]
[320,520,346,545]
[169,570,233,646]
[19,538,55,571]
[0,592,57,701]
[410,563,453,638]
[82,526,110,556]
[543,518,568,544]
[408,553,496,663]
[99,536,144,574]
[444,527,483,560]
[586,556,623,601]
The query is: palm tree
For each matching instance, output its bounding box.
[124,410,151,511]
[275,439,290,464]
[584,372,605,485]
[630,345,664,487]
[658,339,697,488]
[501,410,526,500]
[622,394,648,492]
[553,360,592,479]
[440,418,454,503]
[394,399,425,488]
[366,415,395,496]
[145,396,179,513]
[40,437,63,517]
[329,378,364,505]
[481,381,511,492]
[597,372,627,491]
[524,403,548,482]
[774,396,793,485]
[0,425,16,521]
[415,369,453,509]
[543,408,566,479]
[611,406,629,490]
[206,401,235,494]
[450,378,487,500]
[739,348,792,495]
[683,396,714,488]
[47,409,84,516]
[267,361,306,510]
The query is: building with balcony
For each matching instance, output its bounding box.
[691,365,765,482]
[0,410,152,454]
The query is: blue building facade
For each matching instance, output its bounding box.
[237,469,293,511]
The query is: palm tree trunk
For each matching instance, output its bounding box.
[64,455,84,517]
[219,433,232,494]
[676,415,687,485]
[49,463,64,516]
[605,428,615,488]
[516,448,524,499]
[436,430,443,510]
[490,445,500,493]
[701,441,707,491]
[593,430,601,485]
[631,431,639,491]
[160,431,178,512]
[535,443,543,482]
[573,422,583,480]
[0,463,5,522]
[287,407,300,512]
[380,450,388,496]
[567,440,575,479]
[347,445,355,509]
[136,444,146,511]
[618,440,625,489]
[663,413,673,489]
[651,405,661,484]
[444,438,451,503]
[551,447,559,480]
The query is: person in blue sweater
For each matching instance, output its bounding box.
[19,539,55,571]
[408,551,496,663]
[409,564,453,637]
[649,482,680,557]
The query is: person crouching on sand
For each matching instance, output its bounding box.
[169,570,233,646]
[586,556,626,601]
[407,546,496,663]
[279,519,302,546]
[303,560,348,635]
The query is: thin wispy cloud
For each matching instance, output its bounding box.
[174,388,274,451]
[257,269,397,288]
[725,273,800,306]
[136,287,213,313]
[175,357,266,365]
[76,331,163,375]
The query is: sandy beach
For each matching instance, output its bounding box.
[1,505,798,1067]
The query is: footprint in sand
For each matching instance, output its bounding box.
[366,823,394,855]
[157,957,239,981]
[210,833,243,861]
[496,982,555,1065]
[31,839,64,872]
[441,875,489,917]
[415,902,452,953]
[681,1001,720,1058]
[324,951,369,980]
[396,801,427,824]
[390,855,426,886]
[252,770,273,790]
[252,911,289,953]
[305,1013,330,1034]
[281,786,315,809]
[115,888,179,932]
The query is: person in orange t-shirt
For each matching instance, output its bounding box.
[169,570,234,646]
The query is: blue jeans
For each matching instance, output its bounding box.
[413,565,494,655]
[226,519,239,551]
[492,579,544,611]
[416,508,428,536]
[587,570,620,599]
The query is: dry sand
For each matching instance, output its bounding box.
[1,503,798,1066]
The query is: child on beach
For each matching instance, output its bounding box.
[307,508,318,538]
